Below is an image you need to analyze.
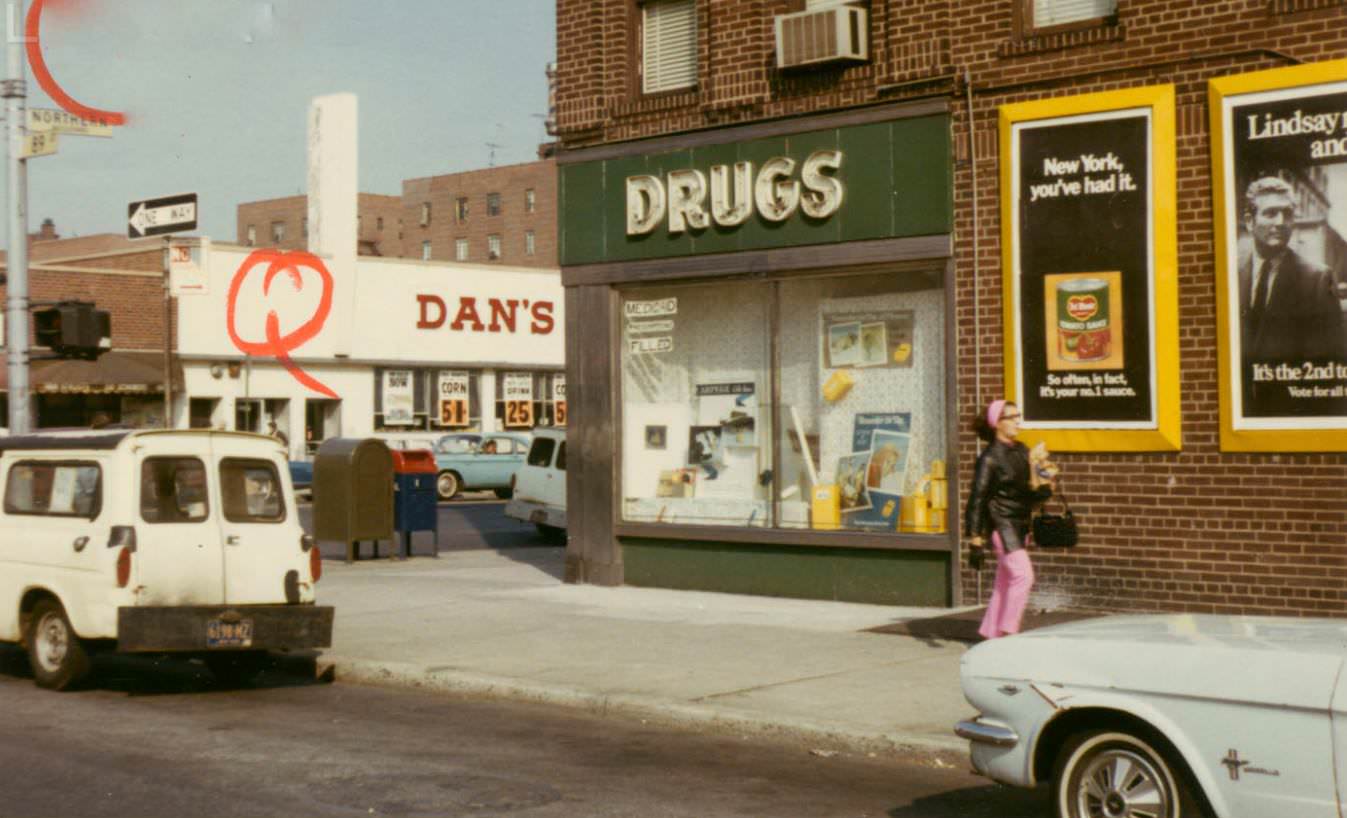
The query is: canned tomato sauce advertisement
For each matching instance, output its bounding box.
[1056,277,1111,362]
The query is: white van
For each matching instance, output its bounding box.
[0,429,333,689]
[504,429,566,542]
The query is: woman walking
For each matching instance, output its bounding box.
[965,399,1055,639]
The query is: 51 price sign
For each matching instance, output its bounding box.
[437,371,471,428]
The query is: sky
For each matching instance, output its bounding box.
[1,0,557,243]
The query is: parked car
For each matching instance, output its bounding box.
[955,614,1347,818]
[288,460,313,498]
[504,429,566,542]
[429,432,531,500]
[0,429,332,689]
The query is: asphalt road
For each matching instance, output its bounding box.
[0,650,1051,818]
[299,496,547,561]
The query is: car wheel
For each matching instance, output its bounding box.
[1054,729,1207,818]
[535,523,565,544]
[25,598,92,690]
[204,651,268,687]
[436,470,461,501]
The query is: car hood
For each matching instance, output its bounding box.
[962,615,1347,710]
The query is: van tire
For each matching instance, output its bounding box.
[535,523,565,544]
[205,651,268,687]
[494,477,514,500]
[25,598,92,691]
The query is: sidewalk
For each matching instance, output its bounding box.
[314,546,977,758]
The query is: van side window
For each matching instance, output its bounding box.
[220,458,285,523]
[4,461,101,518]
[555,442,566,471]
[527,438,556,467]
[141,458,209,523]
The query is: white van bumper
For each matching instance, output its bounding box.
[505,498,566,530]
[117,604,334,653]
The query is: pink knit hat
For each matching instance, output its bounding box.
[986,399,1008,427]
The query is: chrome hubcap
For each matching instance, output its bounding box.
[438,474,456,497]
[1076,749,1170,818]
[36,613,68,672]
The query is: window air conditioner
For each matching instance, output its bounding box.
[774,4,868,70]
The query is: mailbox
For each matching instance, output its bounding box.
[391,448,438,558]
[313,437,394,562]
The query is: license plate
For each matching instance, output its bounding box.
[530,509,547,524]
[206,618,254,648]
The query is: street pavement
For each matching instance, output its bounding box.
[312,513,980,760]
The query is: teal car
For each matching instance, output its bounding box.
[431,432,532,500]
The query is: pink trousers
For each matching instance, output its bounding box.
[978,532,1034,639]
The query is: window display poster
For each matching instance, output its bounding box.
[383,369,415,426]
[1002,85,1179,451]
[438,370,470,427]
[1211,62,1347,449]
[822,312,915,369]
[843,412,911,530]
[695,382,757,447]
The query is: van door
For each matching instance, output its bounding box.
[134,440,224,606]
[543,440,566,508]
[211,436,300,605]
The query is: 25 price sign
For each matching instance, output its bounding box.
[505,400,534,428]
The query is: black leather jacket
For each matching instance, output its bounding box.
[964,439,1052,553]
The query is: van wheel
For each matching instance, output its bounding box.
[436,471,461,501]
[535,523,565,544]
[205,651,268,687]
[25,598,92,690]
[494,477,514,500]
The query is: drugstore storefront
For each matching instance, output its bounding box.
[558,100,959,605]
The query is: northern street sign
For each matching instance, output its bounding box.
[20,131,58,159]
[27,108,115,138]
[128,193,198,239]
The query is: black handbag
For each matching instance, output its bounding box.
[1032,493,1078,548]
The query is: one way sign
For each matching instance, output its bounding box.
[128,193,198,238]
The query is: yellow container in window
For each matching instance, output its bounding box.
[821,370,854,403]
[811,483,841,530]
[899,494,929,532]
[930,459,946,479]
[927,477,948,510]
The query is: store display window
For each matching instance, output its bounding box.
[618,270,948,534]
[494,371,567,429]
[376,368,482,431]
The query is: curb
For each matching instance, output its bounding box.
[324,656,969,763]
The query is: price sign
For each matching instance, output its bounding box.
[552,374,567,426]
[505,400,534,428]
[438,371,470,428]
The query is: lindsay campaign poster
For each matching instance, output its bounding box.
[1210,60,1347,451]
[1000,85,1180,452]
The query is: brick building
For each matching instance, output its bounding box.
[0,231,178,428]
[401,159,557,267]
[237,193,403,256]
[236,158,558,267]
[552,0,1347,616]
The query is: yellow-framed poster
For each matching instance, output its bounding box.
[1209,60,1347,452]
[999,85,1180,452]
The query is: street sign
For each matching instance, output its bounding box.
[128,193,198,238]
[27,108,114,138]
[20,131,58,159]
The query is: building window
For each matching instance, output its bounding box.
[271,221,285,244]
[420,202,432,226]
[487,192,502,216]
[488,234,502,260]
[641,0,698,95]
[1027,0,1116,30]
[246,225,256,247]
[618,271,946,533]
[456,197,469,222]
[525,189,536,213]
[421,240,432,261]
[456,239,469,261]
[525,230,536,257]
[302,217,309,238]
[376,216,384,230]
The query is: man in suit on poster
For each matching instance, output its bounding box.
[1238,176,1347,414]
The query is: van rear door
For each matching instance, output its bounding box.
[212,435,305,605]
[133,438,225,606]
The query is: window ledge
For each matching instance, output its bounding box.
[614,521,953,552]
[998,22,1124,58]
[1269,0,1344,13]
[611,90,699,119]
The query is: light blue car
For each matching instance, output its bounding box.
[430,432,532,500]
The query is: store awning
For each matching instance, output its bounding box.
[0,351,184,394]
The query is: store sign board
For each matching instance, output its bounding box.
[629,336,674,355]
[438,370,470,427]
[560,114,951,266]
[1209,59,1347,452]
[383,369,415,425]
[1001,85,1180,453]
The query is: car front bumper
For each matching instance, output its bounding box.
[117,604,334,653]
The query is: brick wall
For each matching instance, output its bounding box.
[236,194,403,256]
[555,0,1347,616]
[400,159,558,268]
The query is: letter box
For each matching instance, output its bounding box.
[313,438,394,562]
[391,448,438,558]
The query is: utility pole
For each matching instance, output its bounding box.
[4,0,31,434]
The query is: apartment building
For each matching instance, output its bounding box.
[236,193,403,256]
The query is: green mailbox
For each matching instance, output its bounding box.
[313,438,394,562]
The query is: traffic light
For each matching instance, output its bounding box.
[32,301,112,359]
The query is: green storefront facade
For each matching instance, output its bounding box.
[558,99,959,606]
